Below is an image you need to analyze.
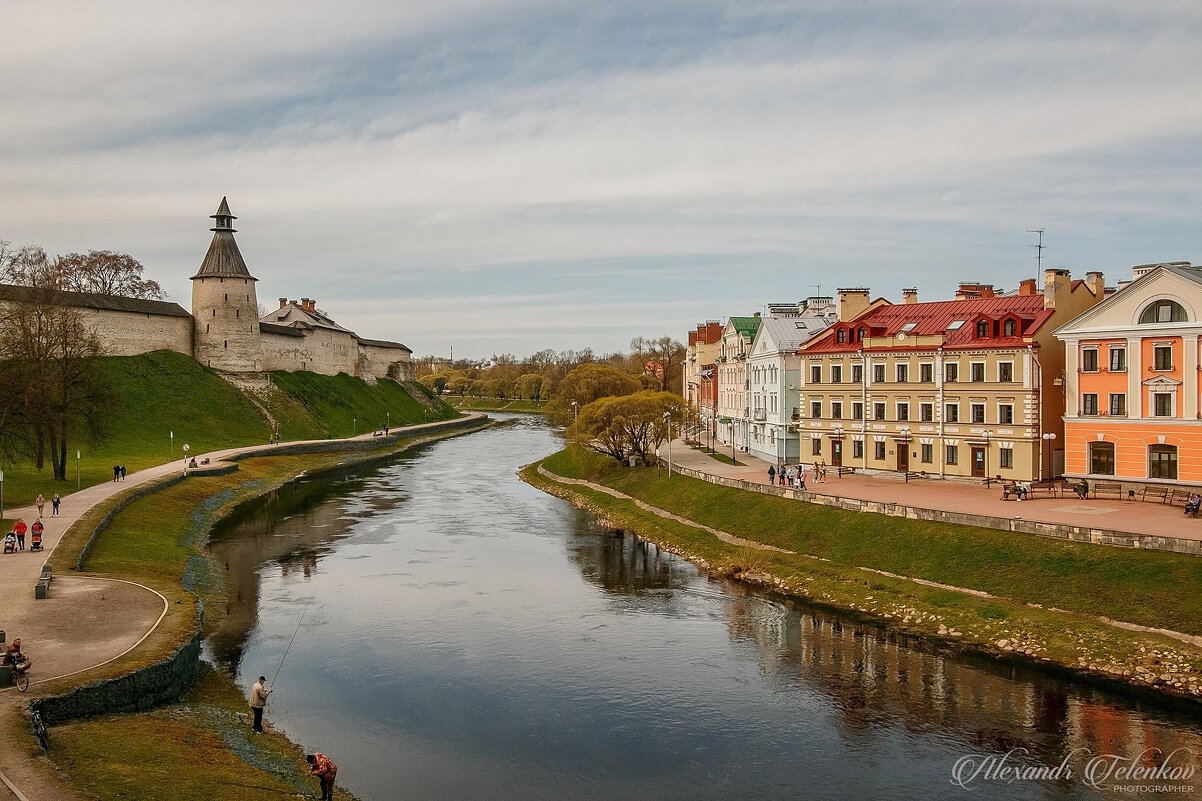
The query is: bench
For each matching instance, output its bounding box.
[1138,486,1170,504]
[835,466,856,477]
[1001,481,1058,501]
[1169,489,1196,507]
[35,564,52,600]
[1092,481,1123,499]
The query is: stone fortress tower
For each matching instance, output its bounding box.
[191,197,263,373]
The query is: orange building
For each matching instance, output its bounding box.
[1054,262,1202,487]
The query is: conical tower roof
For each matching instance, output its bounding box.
[191,197,257,280]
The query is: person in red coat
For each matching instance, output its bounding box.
[307,753,337,800]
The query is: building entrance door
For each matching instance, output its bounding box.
[896,443,908,473]
[971,447,985,477]
[831,440,843,467]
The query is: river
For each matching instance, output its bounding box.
[205,414,1202,800]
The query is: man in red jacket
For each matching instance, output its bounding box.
[307,753,337,800]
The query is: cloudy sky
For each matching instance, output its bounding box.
[4,1,1201,359]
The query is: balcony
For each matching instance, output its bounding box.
[753,409,767,421]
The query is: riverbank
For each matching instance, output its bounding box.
[7,417,490,801]
[521,446,1202,707]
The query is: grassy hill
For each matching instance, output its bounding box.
[0,350,458,510]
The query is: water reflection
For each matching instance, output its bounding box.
[206,415,1201,801]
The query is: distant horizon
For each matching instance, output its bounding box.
[5,2,1199,360]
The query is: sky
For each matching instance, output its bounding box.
[4,1,1202,360]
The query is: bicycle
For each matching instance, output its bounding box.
[13,662,29,692]
[32,709,47,749]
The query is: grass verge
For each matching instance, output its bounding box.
[524,445,1202,703]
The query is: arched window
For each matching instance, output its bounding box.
[858,327,867,341]
[836,328,847,343]
[1149,444,1178,479]
[1003,319,1017,337]
[976,320,989,337]
[1139,300,1187,324]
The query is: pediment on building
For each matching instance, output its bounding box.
[1142,376,1182,389]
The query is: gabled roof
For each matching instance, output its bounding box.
[0,283,190,317]
[727,316,761,339]
[753,315,835,353]
[263,303,353,334]
[806,295,1053,353]
[1053,262,1202,336]
[259,321,305,338]
[191,197,257,280]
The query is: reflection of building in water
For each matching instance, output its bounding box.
[726,601,1202,770]
[568,527,678,596]
[207,477,361,668]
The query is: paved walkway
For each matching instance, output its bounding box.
[664,440,1201,542]
[0,414,484,799]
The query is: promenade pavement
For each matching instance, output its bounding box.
[0,414,483,799]
[664,440,1200,542]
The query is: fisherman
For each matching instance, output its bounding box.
[306,753,338,800]
[248,675,271,733]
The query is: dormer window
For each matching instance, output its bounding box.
[858,326,867,341]
[976,320,989,337]
[836,328,847,343]
[1003,318,1017,337]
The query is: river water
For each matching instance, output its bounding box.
[206,415,1202,800]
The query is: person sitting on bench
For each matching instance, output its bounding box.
[1014,481,1030,501]
[1074,479,1090,499]
[1186,494,1201,518]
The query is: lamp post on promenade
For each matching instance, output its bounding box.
[1040,432,1057,482]
[983,430,992,487]
[663,411,673,477]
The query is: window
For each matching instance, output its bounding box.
[811,365,822,383]
[836,329,847,343]
[971,363,985,382]
[998,448,1013,469]
[1140,300,1187,324]
[873,364,886,382]
[1090,442,1115,475]
[945,403,959,422]
[873,402,886,420]
[998,362,1013,382]
[831,401,843,419]
[920,444,933,463]
[1082,349,1099,372]
[1154,393,1173,417]
[971,403,985,423]
[1109,394,1126,416]
[1109,347,1126,372]
[811,401,823,419]
[945,445,958,465]
[947,320,965,331]
[1081,393,1098,415]
[919,363,933,383]
[945,363,958,382]
[897,402,909,421]
[831,365,842,383]
[1003,319,1017,337]
[998,404,1013,424]
[853,440,864,458]
[874,441,886,460]
[1150,444,1178,479]
[812,438,822,456]
[920,403,934,422]
[851,364,863,383]
[976,320,989,337]
[851,402,863,420]
[858,327,868,341]
[1153,345,1173,371]
[896,364,909,383]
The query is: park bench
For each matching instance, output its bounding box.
[1001,481,1058,501]
[1092,481,1123,500]
[1138,486,1170,504]
[35,564,52,600]
[1169,488,1195,507]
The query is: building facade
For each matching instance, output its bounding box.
[716,315,761,453]
[796,271,1105,481]
[1054,262,1202,487]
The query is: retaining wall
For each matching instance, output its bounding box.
[670,464,1202,556]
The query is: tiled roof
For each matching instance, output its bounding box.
[805,295,1054,353]
[0,283,191,317]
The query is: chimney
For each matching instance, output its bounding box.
[901,288,918,305]
[309,298,318,312]
[837,288,871,322]
[279,297,287,308]
[1043,269,1071,309]
[956,283,995,300]
[1085,271,1105,297]
[753,311,761,318]
[1018,279,1037,295]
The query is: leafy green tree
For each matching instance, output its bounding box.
[568,391,689,465]
[517,373,544,401]
[549,363,642,424]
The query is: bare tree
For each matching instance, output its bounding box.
[53,250,165,299]
[629,336,686,394]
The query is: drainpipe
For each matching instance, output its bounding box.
[937,345,945,478]
[860,348,868,471]
[1032,346,1042,482]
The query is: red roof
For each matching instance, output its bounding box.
[805,295,1054,353]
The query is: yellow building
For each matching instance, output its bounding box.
[796,271,1105,482]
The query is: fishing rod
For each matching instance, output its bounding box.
[272,597,315,689]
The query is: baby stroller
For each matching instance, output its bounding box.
[30,530,43,552]
[3,533,16,554]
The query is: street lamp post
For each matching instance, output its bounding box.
[570,400,578,424]
[170,430,174,462]
[0,469,5,520]
[182,444,190,476]
[899,426,911,480]
[663,411,673,477]
[1040,432,1057,482]
[76,450,81,489]
[983,430,992,487]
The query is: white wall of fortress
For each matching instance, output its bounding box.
[361,343,416,381]
[84,308,193,357]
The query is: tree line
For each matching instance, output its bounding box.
[0,242,160,479]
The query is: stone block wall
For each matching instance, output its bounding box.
[83,308,193,357]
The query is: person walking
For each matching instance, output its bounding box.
[306,753,338,800]
[248,675,272,733]
[14,518,26,550]
[35,494,45,518]
[52,494,60,516]
[798,465,808,490]
[120,464,126,481]
[767,465,775,485]
[113,464,120,482]
[786,466,796,488]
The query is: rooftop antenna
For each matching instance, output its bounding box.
[1027,229,1046,272]
[811,284,822,299]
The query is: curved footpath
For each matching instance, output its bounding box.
[664,441,1201,546]
[0,414,485,800]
